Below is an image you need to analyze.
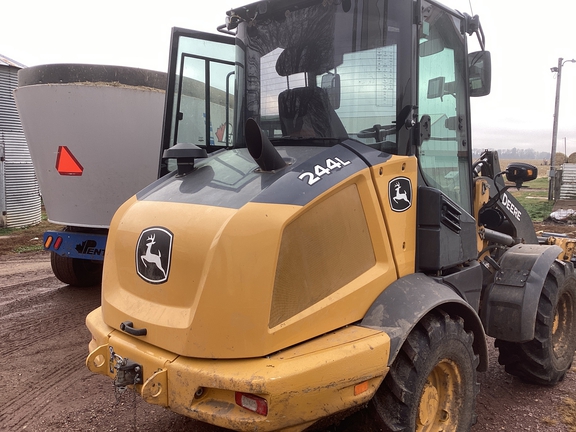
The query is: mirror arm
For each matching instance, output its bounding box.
[462,13,486,51]
[476,22,486,51]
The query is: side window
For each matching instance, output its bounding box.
[175,55,235,148]
[418,3,471,211]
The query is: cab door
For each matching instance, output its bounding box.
[415,3,478,273]
[417,2,471,213]
[160,28,236,176]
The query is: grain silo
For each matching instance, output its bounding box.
[0,54,41,228]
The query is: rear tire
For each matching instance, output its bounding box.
[496,261,576,385]
[51,251,103,287]
[370,309,478,432]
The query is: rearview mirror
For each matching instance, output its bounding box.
[419,38,445,57]
[505,162,538,187]
[427,77,455,99]
[469,51,491,97]
[321,72,341,109]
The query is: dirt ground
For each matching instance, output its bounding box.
[0,233,575,431]
[533,220,576,237]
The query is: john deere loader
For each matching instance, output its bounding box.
[85,0,576,430]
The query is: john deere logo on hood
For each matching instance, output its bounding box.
[389,177,412,212]
[136,227,173,284]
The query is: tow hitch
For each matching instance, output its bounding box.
[109,346,143,388]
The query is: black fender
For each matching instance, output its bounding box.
[481,243,562,342]
[360,272,488,372]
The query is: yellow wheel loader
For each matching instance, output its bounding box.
[86,0,576,430]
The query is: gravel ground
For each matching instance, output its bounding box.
[0,250,574,432]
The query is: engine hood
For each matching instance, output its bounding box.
[102,143,399,358]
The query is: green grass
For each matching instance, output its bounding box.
[508,178,553,222]
[514,197,554,222]
[0,225,40,236]
[14,244,45,253]
[525,177,549,189]
[0,207,60,255]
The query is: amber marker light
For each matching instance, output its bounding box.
[44,236,53,249]
[354,381,369,396]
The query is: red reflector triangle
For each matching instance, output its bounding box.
[56,146,84,176]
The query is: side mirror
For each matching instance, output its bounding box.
[469,51,491,97]
[505,162,537,188]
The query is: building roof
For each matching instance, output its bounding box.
[0,54,26,68]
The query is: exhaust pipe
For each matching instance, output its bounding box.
[245,118,286,171]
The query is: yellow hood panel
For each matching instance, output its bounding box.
[102,165,402,359]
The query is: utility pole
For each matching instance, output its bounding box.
[549,57,576,201]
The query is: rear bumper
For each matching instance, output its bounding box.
[86,307,390,431]
[44,230,107,261]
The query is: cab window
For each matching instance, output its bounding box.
[418,2,471,211]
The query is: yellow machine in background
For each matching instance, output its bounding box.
[86,0,576,430]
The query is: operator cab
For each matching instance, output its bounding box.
[231,0,413,154]
[159,0,416,177]
[160,0,489,191]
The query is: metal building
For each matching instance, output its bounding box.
[0,54,41,228]
[560,163,576,200]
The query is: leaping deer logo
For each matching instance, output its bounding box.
[140,234,167,278]
[393,182,410,204]
[389,177,412,212]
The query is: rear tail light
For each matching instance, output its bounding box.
[53,236,63,250]
[235,392,268,416]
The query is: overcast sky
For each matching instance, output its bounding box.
[2,0,575,155]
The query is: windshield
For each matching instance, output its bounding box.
[233,0,412,153]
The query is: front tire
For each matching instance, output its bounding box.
[371,309,478,432]
[495,261,576,385]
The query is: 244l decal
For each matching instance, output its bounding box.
[298,157,351,186]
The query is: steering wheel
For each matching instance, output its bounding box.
[357,124,395,140]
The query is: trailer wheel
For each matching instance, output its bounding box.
[495,261,576,385]
[370,309,478,432]
[51,252,103,287]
